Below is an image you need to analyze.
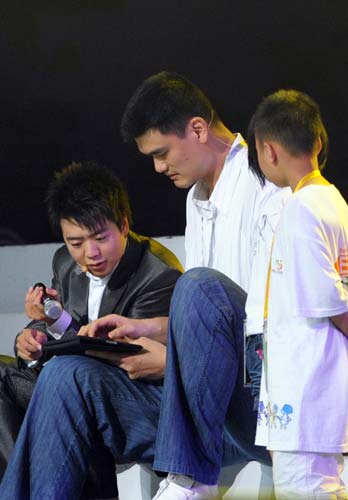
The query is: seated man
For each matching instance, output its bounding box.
[0,161,182,499]
[0,72,285,500]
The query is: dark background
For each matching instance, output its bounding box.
[1,1,347,245]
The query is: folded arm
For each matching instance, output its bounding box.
[330,311,348,337]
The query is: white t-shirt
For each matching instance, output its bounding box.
[256,184,348,453]
[185,133,290,334]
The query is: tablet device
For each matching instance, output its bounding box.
[42,336,143,356]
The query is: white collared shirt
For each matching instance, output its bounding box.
[185,133,290,334]
[86,271,114,321]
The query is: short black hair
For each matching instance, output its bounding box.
[248,89,329,184]
[120,71,220,142]
[46,161,132,236]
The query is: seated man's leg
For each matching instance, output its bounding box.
[0,361,38,479]
[153,267,248,485]
[83,434,120,499]
[0,360,119,499]
[0,355,163,500]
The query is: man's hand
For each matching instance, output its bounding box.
[87,337,166,380]
[78,314,168,344]
[16,328,48,361]
[25,285,60,321]
[78,314,146,339]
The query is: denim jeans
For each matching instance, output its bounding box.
[154,268,270,484]
[0,268,269,499]
[245,333,263,411]
[0,356,163,500]
[0,361,119,499]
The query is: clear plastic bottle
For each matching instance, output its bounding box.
[43,296,63,320]
[33,282,63,321]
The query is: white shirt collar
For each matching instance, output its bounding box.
[192,133,247,210]
[86,264,117,286]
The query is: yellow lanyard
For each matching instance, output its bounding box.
[263,242,274,321]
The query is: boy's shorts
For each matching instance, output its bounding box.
[272,450,347,500]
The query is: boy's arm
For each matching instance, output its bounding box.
[330,311,348,337]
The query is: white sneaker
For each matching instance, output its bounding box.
[152,474,219,499]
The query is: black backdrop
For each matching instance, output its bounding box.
[1,1,347,244]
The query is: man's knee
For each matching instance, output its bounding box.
[173,267,230,304]
[175,267,246,311]
[38,356,121,400]
[38,355,89,390]
[179,267,227,287]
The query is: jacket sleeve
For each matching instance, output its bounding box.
[123,267,181,320]
[14,249,80,366]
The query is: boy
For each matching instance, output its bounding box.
[249,89,348,499]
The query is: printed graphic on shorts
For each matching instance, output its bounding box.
[335,251,348,291]
[258,400,293,429]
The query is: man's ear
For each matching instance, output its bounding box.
[121,217,129,236]
[187,117,209,143]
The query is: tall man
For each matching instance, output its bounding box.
[122,71,290,498]
[0,161,182,499]
[0,73,293,500]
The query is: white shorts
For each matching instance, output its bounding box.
[272,451,347,500]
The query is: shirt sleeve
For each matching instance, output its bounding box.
[286,202,348,318]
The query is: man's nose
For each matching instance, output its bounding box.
[85,240,100,258]
[154,158,168,174]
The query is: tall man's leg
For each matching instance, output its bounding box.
[152,268,270,499]
[154,267,256,485]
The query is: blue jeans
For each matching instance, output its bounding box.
[246,333,263,411]
[0,268,269,499]
[154,268,269,484]
[0,356,163,499]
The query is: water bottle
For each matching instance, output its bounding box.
[43,296,63,320]
[33,282,63,321]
